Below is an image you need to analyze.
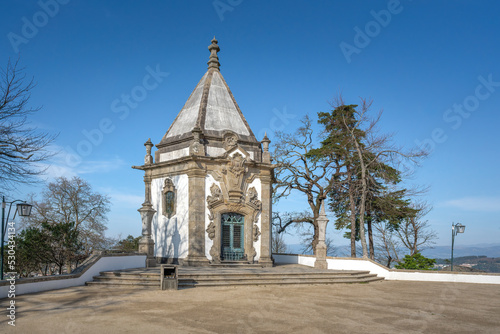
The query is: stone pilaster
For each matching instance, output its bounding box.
[185,165,209,266]
[314,201,328,269]
[138,202,156,267]
[259,172,274,267]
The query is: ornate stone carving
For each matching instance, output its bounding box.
[246,186,262,224]
[206,220,216,240]
[247,187,261,210]
[253,224,261,242]
[162,178,176,218]
[205,182,264,264]
[207,183,223,206]
[210,245,221,263]
[249,246,257,261]
[261,133,271,163]
[144,138,154,165]
[206,183,224,262]
[189,127,205,156]
[222,153,248,202]
[223,131,238,151]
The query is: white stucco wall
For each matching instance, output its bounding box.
[0,255,146,298]
[151,174,189,259]
[159,148,190,162]
[228,148,254,160]
[206,146,225,157]
[273,254,500,285]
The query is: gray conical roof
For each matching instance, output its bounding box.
[158,38,257,148]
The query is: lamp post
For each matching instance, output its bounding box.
[1,196,33,280]
[451,222,466,272]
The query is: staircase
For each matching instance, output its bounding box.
[86,264,383,289]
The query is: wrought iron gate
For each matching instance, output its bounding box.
[221,213,245,261]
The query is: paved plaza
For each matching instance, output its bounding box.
[3,280,499,333]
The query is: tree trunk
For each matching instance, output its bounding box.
[347,168,357,257]
[358,184,368,258]
[367,209,374,260]
[312,220,319,255]
[352,137,368,258]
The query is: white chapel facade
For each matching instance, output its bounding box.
[133,38,274,267]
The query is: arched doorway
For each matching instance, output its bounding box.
[221,212,245,261]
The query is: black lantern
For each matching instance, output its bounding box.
[16,202,33,217]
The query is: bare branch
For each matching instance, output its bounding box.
[0,58,57,191]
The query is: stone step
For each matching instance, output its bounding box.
[86,281,159,287]
[98,271,160,278]
[180,274,378,281]
[86,265,384,288]
[86,275,383,288]
[178,272,372,280]
[209,262,266,268]
[179,276,383,287]
[93,272,375,282]
[92,276,160,283]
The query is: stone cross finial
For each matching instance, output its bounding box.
[207,37,221,70]
[144,138,154,165]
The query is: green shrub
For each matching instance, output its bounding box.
[395,253,436,270]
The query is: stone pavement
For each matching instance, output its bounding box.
[2,280,499,333]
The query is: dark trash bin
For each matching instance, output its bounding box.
[160,265,178,290]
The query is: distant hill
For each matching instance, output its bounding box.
[285,243,500,260]
[435,256,500,273]
[422,244,500,259]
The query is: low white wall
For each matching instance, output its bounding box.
[273,254,500,285]
[0,254,146,298]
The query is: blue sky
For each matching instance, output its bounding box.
[1,0,499,249]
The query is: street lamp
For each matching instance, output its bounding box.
[451,222,466,272]
[1,196,33,280]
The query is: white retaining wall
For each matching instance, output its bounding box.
[273,254,500,285]
[0,254,146,298]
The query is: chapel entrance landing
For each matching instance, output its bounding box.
[221,213,245,261]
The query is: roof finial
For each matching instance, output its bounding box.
[207,36,220,71]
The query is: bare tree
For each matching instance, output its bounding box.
[374,202,436,267]
[272,116,340,254]
[271,225,289,254]
[22,176,111,256]
[374,222,402,268]
[396,202,436,256]
[300,230,336,257]
[0,58,55,191]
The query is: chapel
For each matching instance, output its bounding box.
[133,38,274,267]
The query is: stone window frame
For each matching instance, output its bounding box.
[162,178,176,218]
[206,184,262,264]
